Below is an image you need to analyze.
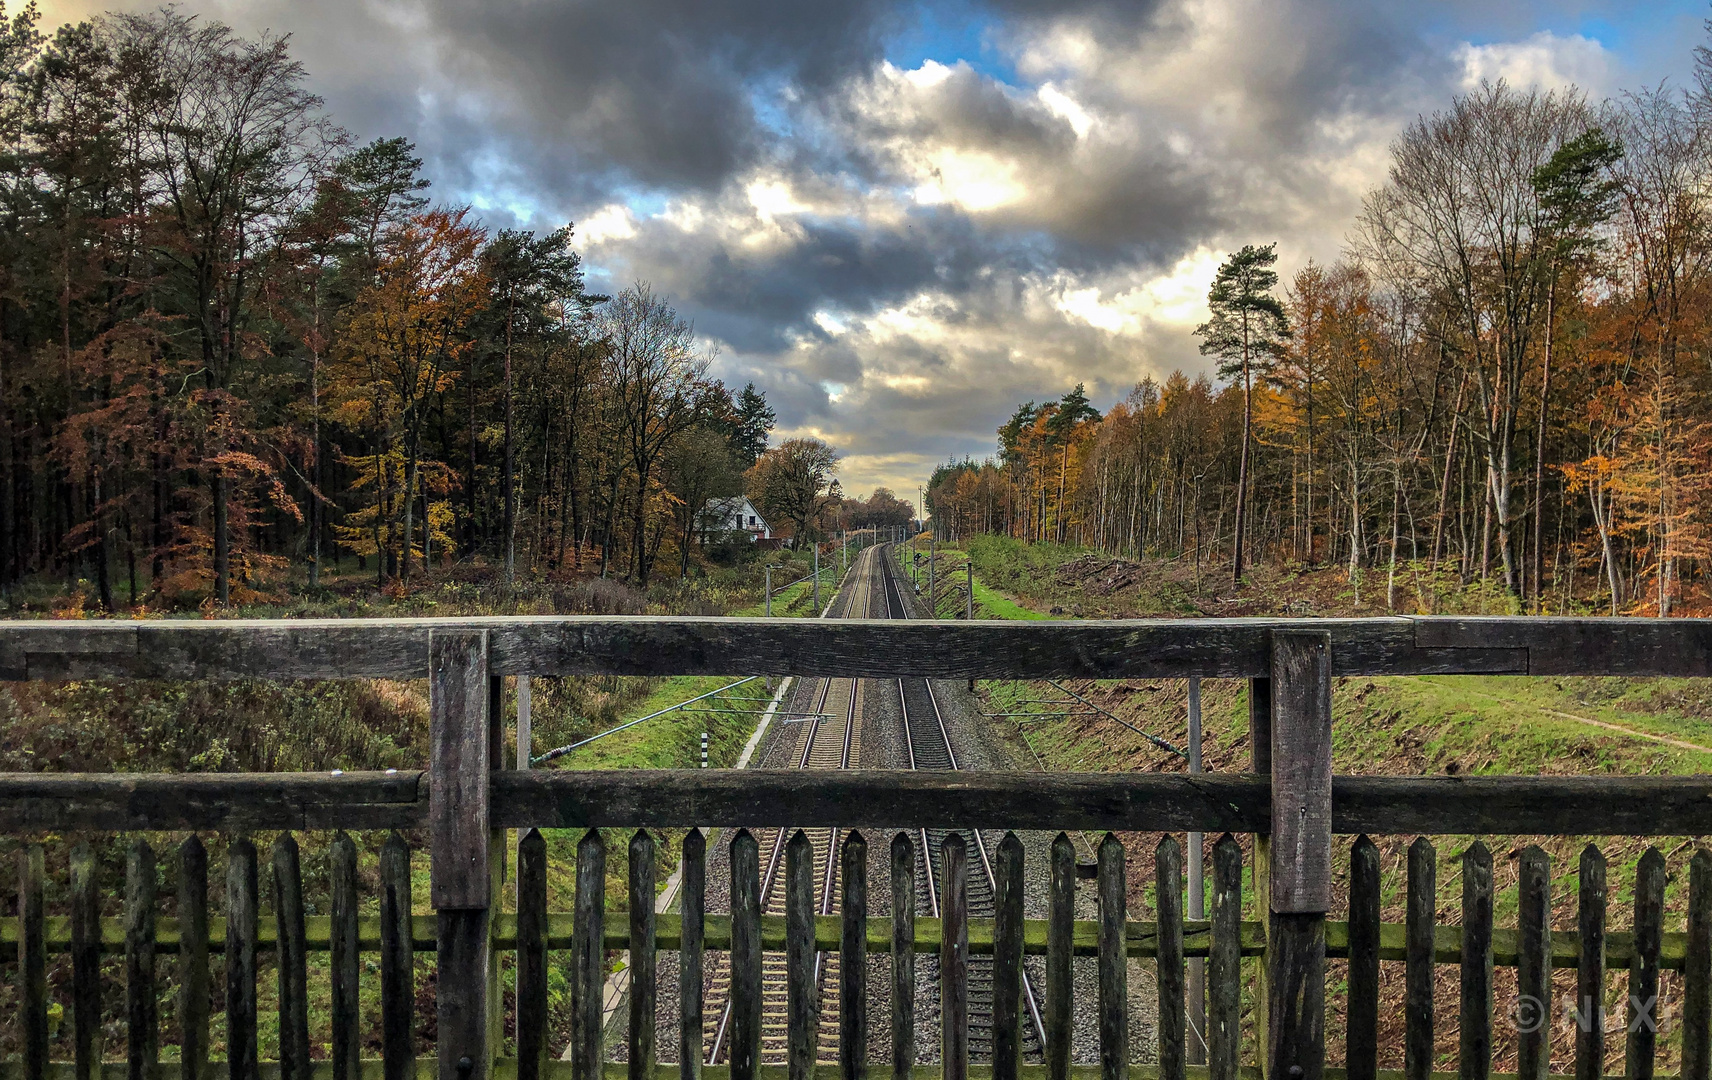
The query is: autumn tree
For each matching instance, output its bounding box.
[750,437,840,544]
[331,207,487,582]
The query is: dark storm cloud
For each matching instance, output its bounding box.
[116,0,1643,494]
[405,0,914,191]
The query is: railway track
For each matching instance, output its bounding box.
[879,549,1049,1063]
[706,544,885,1065]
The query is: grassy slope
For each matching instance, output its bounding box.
[0,546,864,1063]
[946,536,1712,1074]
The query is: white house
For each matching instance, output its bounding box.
[700,496,771,541]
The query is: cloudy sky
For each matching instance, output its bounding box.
[37,0,1712,500]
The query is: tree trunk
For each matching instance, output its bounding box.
[1530,280,1554,611]
[503,297,516,583]
[1233,344,1252,586]
[213,471,229,605]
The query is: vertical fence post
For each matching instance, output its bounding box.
[431,629,494,1080]
[1248,675,1272,1076]
[1267,632,1331,1080]
[1187,676,1205,1067]
[517,675,532,770]
[766,565,772,616]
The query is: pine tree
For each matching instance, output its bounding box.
[1196,243,1289,585]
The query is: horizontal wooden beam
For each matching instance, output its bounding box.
[1,910,1680,969]
[491,769,1269,831]
[0,1063,1670,1080]
[4,770,1712,835]
[0,616,1537,680]
[0,771,423,832]
[0,1062,1276,1080]
[1413,616,1712,676]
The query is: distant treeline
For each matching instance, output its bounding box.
[0,6,863,608]
[929,66,1712,615]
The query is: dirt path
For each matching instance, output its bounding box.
[1415,678,1712,755]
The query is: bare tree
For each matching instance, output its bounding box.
[1365,80,1591,595]
[599,283,710,585]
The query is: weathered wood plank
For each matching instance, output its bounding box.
[430,631,490,909]
[1515,847,1549,1080]
[1207,835,1240,1080]
[1270,632,1332,913]
[1346,836,1379,1080]
[573,830,608,1080]
[1404,838,1434,1080]
[72,841,103,1080]
[1097,834,1126,1080]
[178,838,210,1080]
[891,832,915,1080]
[631,831,659,1080]
[785,831,815,1080]
[1268,633,1330,1080]
[1413,615,1712,675]
[20,844,47,1080]
[1459,842,1493,1080]
[1248,678,1271,776]
[943,833,970,1080]
[729,830,761,1080]
[992,833,1024,1080]
[1686,848,1712,1080]
[1628,848,1665,1080]
[680,830,706,1080]
[1265,914,1324,1080]
[329,834,361,1080]
[227,837,260,1080]
[491,770,1265,832]
[10,891,1702,966]
[517,830,549,1080]
[29,612,1712,680]
[840,831,868,1080]
[1156,836,1185,1080]
[126,840,159,1080]
[500,770,1712,834]
[272,836,312,1080]
[1576,845,1605,1080]
[12,770,1712,835]
[0,771,423,831]
[1046,834,1074,1080]
[0,615,1531,681]
[380,834,416,1080]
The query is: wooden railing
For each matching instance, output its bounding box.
[2,617,1712,1080]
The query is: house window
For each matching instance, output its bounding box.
[748,516,756,527]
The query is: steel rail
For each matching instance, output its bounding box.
[883,547,1049,1060]
[707,546,871,1066]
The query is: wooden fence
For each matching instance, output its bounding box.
[2,616,1712,1080]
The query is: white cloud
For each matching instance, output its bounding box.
[577,203,638,245]
[1455,32,1616,95]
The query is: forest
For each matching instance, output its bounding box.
[0,5,867,611]
[928,66,1712,616]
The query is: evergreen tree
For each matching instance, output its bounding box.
[729,382,774,466]
[1196,243,1289,585]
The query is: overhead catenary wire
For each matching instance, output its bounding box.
[1045,678,1189,760]
[531,675,761,764]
